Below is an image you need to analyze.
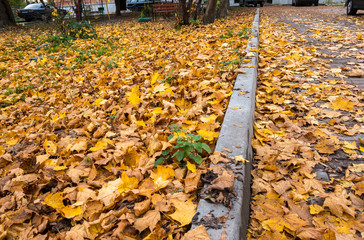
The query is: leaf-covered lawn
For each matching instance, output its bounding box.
[0,9,254,239]
[248,7,364,240]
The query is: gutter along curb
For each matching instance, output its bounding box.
[192,8,260,240]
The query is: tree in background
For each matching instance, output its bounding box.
[218,0,229,18]
[203,0,218,24]
[114,0,126,16]
[9,0,26,9]
[0,0,16,26]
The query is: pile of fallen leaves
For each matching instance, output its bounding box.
[248,7,364,240]
[0,9,254,239]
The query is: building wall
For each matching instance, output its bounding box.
[230,0,241,6]
[272,0,344,4]
[61,1,117,15]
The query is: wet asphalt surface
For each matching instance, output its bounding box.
[260,5,363,181]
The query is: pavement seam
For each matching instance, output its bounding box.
[192,8,260,240]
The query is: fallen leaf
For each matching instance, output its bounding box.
[181,225,210,240]
[169,199,196,226]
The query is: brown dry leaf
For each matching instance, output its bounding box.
[323,196,356,218]
[345,69,364,77]
[70,141,88,152]
[184,171,201,193]
[219,231,228,240]
[234,69,247,74]
[97,178,122,207]
[315,138,340,154]
[134,199,151,217]
[222,148,232,153]
[208,170,235,191]
[181,225,210,240]
[209,151,229,164]
[65,225,87,240]
[296,227,323,240]
[133,210,161,232]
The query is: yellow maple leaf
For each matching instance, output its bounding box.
[118,172,139,194]
[51,112,66,122]
[169,199,196,226]
[6,138,19,147]
[186,161,196,173]
[61,205,82,218]
[342,141,357,154]
[43,192,65,209]
[152,107,163,115]
[89,138,113,152]
[43,139,57,155]
[329,97,354,111]
[235,155,249,164]
[127,86,141,105]
[200,114,217,123]
[0,146,5,155]
[197,129,219,141]
[151,165,175,182]
[151,72,159,85]
[92,98,106,106]
[360,146,364,152]
[309,204,324,215]
[136,120,146,127]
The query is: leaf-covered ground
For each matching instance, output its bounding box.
[0,9,254,239]
[248,6,364,240]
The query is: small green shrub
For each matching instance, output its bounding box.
[49,10,97,46]
[238,27,251,39]
[140,4,152,18]
[189,19,201,26]
[155,125,211,166]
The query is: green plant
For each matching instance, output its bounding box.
[161,76,173,84]
[189,19,201,26]
[220,30,233,39]
[3,84,34,96]
[220,59,241,66]
[0,68,7,77]
[105,60,117,70]
[155,125,211,166]
[49,10,97,46]
[140,4,152,18]
[238,27,251,39]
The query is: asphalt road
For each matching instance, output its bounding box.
[259,4,364,180]
[261,5,364,88]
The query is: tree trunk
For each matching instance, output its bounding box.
[115,0,121,16]
[120,0,126,10]
[203,0,218,24]
[180,0,189,25]
[73,0,82,21]
[218,0,229,18]
[0,0,16,26]
[193,0,203,20]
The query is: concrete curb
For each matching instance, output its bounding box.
[192,9,259,240]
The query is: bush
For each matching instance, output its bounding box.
[50,10,97,46]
